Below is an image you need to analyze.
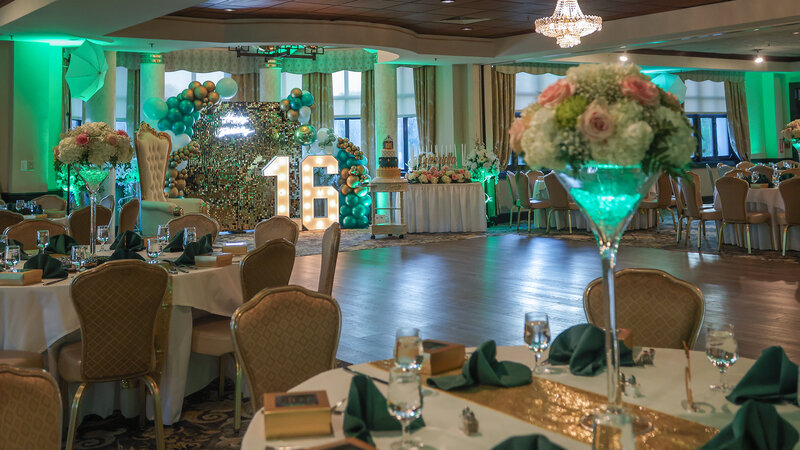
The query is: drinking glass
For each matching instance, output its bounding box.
[592,411,635,450]
[71,245,89,271]
[157,225,170,247]
[146,238,162,264]
[525,312,553,374]
[386,367,423,450]
[15,200,24,212]
[96,225,109,252]
[0,235,6,268]
[183,227,197,247]
[4,245,20,272]
[705,323,739,393]
[394,328,423,371]
[36,229,50,253]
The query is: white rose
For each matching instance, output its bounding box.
[442,175,452,183]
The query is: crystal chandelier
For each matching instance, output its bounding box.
[535,0,602,48]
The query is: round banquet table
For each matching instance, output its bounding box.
[0,250,243,424]
[713,186,800,251]
[404,183,487,233]
[242,345,800,450]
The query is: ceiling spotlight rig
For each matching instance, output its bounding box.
[754,49,764,64]
[228,45,326,61]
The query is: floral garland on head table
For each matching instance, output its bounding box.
[407,166,472,184]
[465,139,501,182]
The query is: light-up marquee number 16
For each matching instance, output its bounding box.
[262,155,339,230]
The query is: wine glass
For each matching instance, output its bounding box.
[146,238,162,264]
[4,245,20,272]
[71,245,89,271]
[394,328,423,371]
[36,229,50,253]
[96,225,109,252]
[157,225,170,248]
[524,312,553,374]
[183,226,197,247]
[592,411,635,449]
[386,367,423,450]
[705,323,739,393]
[0,235,6,269]
[15,200,24,212]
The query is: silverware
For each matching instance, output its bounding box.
[341,366,388,385]
[44,276,68,285]
[330,397,346,415]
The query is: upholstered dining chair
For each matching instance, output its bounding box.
[58,260,169,450]
[716,176,775,254]
[655,173,677,231]
[723,169,750,179]
[318,222,341,296]
[779,160,800,169]
[678,173,721,250]
[670,176,688,243]
[525,170,544,199]
[749,164,774,179]
[0,365,62,450]
[513,173,550,232]
[780,168,800,178]
[118,198,140,234]
[504,172,526,229]
[735,161,755,171]
[0,210,24,233]
[717,163,734,178]
[778,177,800,256]
[705,164,716,196]
[168,213,220,243]
[190,238,296,433]
[5,219,68,251]
[253,215,300,248]
[68,205,113,245]
[231,285,341,415]
[584,268,705,349]
[33,194,67,212]
[0,350,43,368]
[136,122,205,235]
[543,172,579,233]
[99,194,115,211]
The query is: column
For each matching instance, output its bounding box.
[373,63,397,177]
[259,61,282,102]
[140,53,165,128]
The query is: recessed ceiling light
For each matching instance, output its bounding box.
[794,31,800,35]
[619,54,628,62]
[462,26,473,31]
[754,50,764,63]
[224,8,234,11]
[753,28,759,31]
[441,0,455,3]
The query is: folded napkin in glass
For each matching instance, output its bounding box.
[0,239,29,260]
[44,234,78,255]
[700,400,798,450]
[492,434,565,450]
[548,324,635,377]
[427,340,532,391]
[107,247,145,262]
[343,374,425,446]
[162,230,185,252]
[22,253,67,278]
[109,230,145,252]
[175,234,213,265]
[726,346,798,405]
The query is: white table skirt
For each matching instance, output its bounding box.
[713,187,800,251]
[404,183,487,233]
[242,346,800,450]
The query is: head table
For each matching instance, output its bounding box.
[243,345,800,449]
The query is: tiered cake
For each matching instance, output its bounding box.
[376,136,402,180]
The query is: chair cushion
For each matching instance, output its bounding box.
[699,209,722,220]
[568,202,579,210]
[639,200,658,208]
[191,317,233,357]
[57,342,83,382]
[746,212,771,224]
[775,212,786,225]
[0,350,43,369]
[529,199,551,209]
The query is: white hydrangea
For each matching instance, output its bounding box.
[521,108,564,170]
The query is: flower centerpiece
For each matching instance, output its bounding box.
[511,63,695,431]
[465,140,501,182]
[407,166,472,184]
[781,119,800,160]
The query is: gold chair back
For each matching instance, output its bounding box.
[5,219,68,250]
[0,210,24,234]
[526,170,543,198]
[716,177,749,223]
[679,172,703,218]
[168,213,220,243]
[318,222,341,296]
[584,268,705,349]
[544,172,570,208]
[231,285,341,412]
[779,160,800,169]
[717,163,734,178]
[135,122,171,203]
[780,168,800,177]
[735,161,755,171]
[68,205,113,245]
[33,194,67,211]
[656,173,673,208]
[0,365,61,450]
[505,172,519,205]
[254,215,300,248]
[118,199,140,234]
[670,177,686,216]
[515,173,531,205]
[100,195,115,211]
[70,260,169,381]
[779,177,800,225]
[723,169,750,179]
[749,165,774,179]
[240,238,296,301]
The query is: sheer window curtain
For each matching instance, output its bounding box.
[126,69,140,136]
[302,73,334,129]
[361,69,375,165]
[491,68,516,167]
[231,72,259,102]
[413,66,436,150]
[723,81,751,162]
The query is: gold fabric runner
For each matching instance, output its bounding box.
[370,359,718,449]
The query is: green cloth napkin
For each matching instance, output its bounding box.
[44,234,78,255]
[427,340,532,391]
[22,253,67,278]
[493,434,565,450]
[162,230,185,252]
[107,247,145,262]
[726,346,798,405]
[174,234,213,266]
[0,239,29,260]
[780,173,795,181]
[548,324,635,377]
[700,400,799,450]
[343,374,425,446]
[109,230,145,252]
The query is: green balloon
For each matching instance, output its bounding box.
[179,99,194,115]
[339,205,353,216]
[356,215,369,227]
[157,119,171,132]
[360,195,372,207]
[166,96,180,110]
[143,97,168,120]
[341,216,357,228]
[293,124,317,146]
[171,121,186,135]
[167,108,182,123]
[182,114,195,127]
[192,111,201,120]
[353,205,368,217]
[184,127,194,138]
[345,193,359,207]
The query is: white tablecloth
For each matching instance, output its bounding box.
[404,183,487,233]
[0,251,243,424]
[243,346,800,449]
[713,187,800,251]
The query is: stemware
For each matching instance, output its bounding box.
[592,410,635,450]
[524,312,554,374]
[0,235,6,269]
[183,226,197,247]
[386,367,423,450]
[15,200,24,212]
[71,245,89,271]
[146,238,162,264]
[394,328,423,371]
[157,225,170,247]
[36,229,50,253]
[96,225,109,252]
[705,323,738,393]
[4,245,20,272]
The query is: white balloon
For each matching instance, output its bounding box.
[164,130,191,150]
[298,106,312,124]
[322,144,335,155]
[316,128,329,144]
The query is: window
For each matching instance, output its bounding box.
[397,67,419,169]
[684,80,733,162]
[333,71,362,148]
[281,72,302,98]
[511,73,563,169]
[70,97,83,128]
[164,71,229,99]
[115,66,127,132]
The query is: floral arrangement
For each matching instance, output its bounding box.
[54,122,134,167]
[465,140,501,181]
[509,64,695,175]
[781,119,800,141]
[407,166,472,184]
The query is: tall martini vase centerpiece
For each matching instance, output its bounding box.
[77,164,111,256]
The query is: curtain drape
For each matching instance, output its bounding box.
[413,66,436,150]
[678,71,745,83]
[494,62,575,76]
[230,72,259,102]
[360,69,375,163]
[125,69,140,136]
[302,73,334,129]
[62,54,71,133]
[491,68,516,167]
[724,81,751,161]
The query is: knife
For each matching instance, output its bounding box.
[341,365,388,385]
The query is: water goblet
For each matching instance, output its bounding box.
[96,225,109,252]
[183,226,197,247]
[146,238,162,264]
[524,312,554,374]
[15,200,24,212]
[706,323,738,393]
[386,367,423,450]
[592,410,635,449]
[0,234,6,268]
[71,245,89,271]
[394,328,423,371]
[157,225,170,247]
[4,245,20,272]
[36,229,50,253]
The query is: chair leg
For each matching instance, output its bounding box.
[670,208,677,231]
[697,221,703,251]
[717,222,727,252]
[139,379,147,429]
[746,224,752,254]
[527,210,532,232]
[676,215,683,243]
[702,220,707,238]
[684,219,692,247]
[516,208,522,231]
[509,207,514,229]
[142,375,165,450]
[234,355,243,435]
[546,210,553,234]
[783,225,791,256]
[65,382,88,450]
[567,210,573,234]
[767,221,775,251]
[219,355,226,400]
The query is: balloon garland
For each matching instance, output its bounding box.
[280,87,319,146]
[163,141,201,198]
[143,78,238,139]
[335,137,371,229]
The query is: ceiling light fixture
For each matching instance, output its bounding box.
[619,53,628,62]
[228,45,325,61]
[441,0,455,3]
[462,26,473,31]
[224,8,234,12]
[754,50,764,64]
[535,0,602,48]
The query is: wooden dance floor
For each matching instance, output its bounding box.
[290,234,800,364]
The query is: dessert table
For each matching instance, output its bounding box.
[242,345,800,450]
[713,186,800,251]
[404,183,487,233]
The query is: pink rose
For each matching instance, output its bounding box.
[76,134,89,146]
[620,76,659,106]
[451,174,458,181]
[577,101,615,143]
[509,118,527,151]
[116,130,129,138]
[106,133,118,146]
[538,79,575,107]
[427,175,433,182]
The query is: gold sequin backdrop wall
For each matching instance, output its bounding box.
[189,102,301,231]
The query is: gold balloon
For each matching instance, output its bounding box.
[286,109,300,122]
[168,168,178,179]
[354,187,368,197]
[202,80,216,92]
[175,179,187,190]
[340,168,350,178]
[182,89,195,101]
[189,81,202,90]
[178,190,185,198]
[193,86,208,100]
[353,165,366,175]
[346,175,359,188]
[168,187,179,198]
[341,185,352,195]
[290,88,303,98]
[279,99,291,112]
[208,92,220,104]
[194,100,204,111]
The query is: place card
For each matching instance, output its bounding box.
[0,269,43,286]
[263,390,332,439]
[310,437,377,450]
[421,339,466,375]
[194,252,233,267]
[221,242,247,255]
